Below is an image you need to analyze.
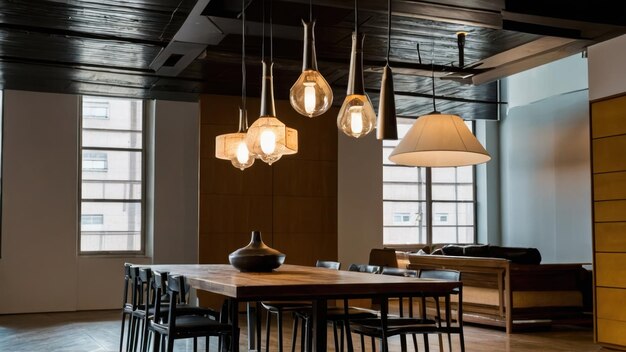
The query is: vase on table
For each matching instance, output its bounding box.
[228,230,286,272]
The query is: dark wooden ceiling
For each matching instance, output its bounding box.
[0,0,624,119]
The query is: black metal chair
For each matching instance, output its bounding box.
[120,263,136,352]
[149,271,233,352]
[262,260,341,352]
[350,268,449,352]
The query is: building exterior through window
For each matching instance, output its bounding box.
[80,96,144,253]
[383,118,476,246]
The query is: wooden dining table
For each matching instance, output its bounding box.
[149,264,461,352]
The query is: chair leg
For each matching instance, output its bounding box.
[291,313,299,352]
[277,310,284,352]
[332,321,340,352]
[166,336,174,352]
[152,332,160,352]
[120,312,128,352]
[360,334,365,352]
[300,317,306,352]
[265,312,272,352]
[193,337,198,352]
[206,336,210,352]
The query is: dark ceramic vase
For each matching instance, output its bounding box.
[229,231,286,272]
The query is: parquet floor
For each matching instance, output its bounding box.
[0,310,603,352]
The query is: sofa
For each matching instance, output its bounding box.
[372,245,592,333]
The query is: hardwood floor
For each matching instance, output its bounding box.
[0,310,603,352]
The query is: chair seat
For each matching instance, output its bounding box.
[151,315,231,335]
[327,307,379,320]
[261,300,312,312]
[350,317,438,337]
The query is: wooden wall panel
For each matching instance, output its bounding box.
[592,135,626,173]
[594,172,626,201]
[594,200,626,222]
[198,94,338,307]
[591,95,626,138]
[595,222,626,252]
[592,93,626,349]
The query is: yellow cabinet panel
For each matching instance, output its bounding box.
[598,318,626,347]
[595,200,626,222]
[596,222,626,252]
[592,95,626,138]
[597,288,626,321]
[596,253,626,288]
[594,172,626,201]
[593,135,626,174]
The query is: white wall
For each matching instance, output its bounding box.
[338,133,383,266]
[0,91,199,313]
[588,34,626,101]
[500,55,592,263]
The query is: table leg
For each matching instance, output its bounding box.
[230,299,240,352]
[380,296,389,352]
[311,299,327,352]
[247,302,257,351]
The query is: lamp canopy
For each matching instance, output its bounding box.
[389,112,491,167]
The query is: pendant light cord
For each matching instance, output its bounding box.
[431,35,436,112]
[354,0,358,34]
[241,0,246,113]
[270,0,274,63]
[309,0,312,22]
[261,0,265,60]
[386,0,391,64]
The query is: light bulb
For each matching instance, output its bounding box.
[230,140,254,170]
[289,70,333,117]
[337,94,376,138]
[304,82,316,114]
[349,106,363,135]
[260,129,277,155]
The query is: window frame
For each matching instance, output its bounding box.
[382,121,478,247]
[78,96,146,255]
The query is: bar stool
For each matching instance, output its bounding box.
[120,263,136,352]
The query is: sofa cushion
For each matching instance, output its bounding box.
[440,244,542,264]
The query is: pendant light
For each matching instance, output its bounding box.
[215,0,255,170]
[246,0,298,165]
[336,0,376,138]
[376,0,398,140]
[389,63,490,167]
[289,0,333,117]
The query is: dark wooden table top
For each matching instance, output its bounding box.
[148,264,460,301]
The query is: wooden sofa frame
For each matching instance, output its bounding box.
[407,254,590,333]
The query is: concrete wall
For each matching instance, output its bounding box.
[338,133,383,266]
[0,90,199,313]
[500,55,592,263]
[588,34,626,101]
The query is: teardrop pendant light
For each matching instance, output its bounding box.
[376,0,398,140]
[389,61,490,167]
[337,0,376,138]
[215,0,254,170]
[246,0,298,165]
[289,0,333,117]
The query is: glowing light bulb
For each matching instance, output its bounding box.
[349,106,363,135]
[260,129,276,155]
[304,82,317,114]
[236,141,250,164]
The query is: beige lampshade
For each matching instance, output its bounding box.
[246,116,298,165]
[215,132,246,160]
[389,113,491,167]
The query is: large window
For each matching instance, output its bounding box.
[80,96,144,253]
[383,118,476,246]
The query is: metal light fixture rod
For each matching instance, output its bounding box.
[346,32,366,96]
[301,20,318,71]
[377,0,398,140]
[259,60,276,117]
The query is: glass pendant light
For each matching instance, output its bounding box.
[289,0,333,117]
[246,0,298,165]
[215,0,254,170]
[337,0,376,138]
[376,0,398,140]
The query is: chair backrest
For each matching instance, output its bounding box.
[316,260,341,270]
[152,270,169,323]
[381,267,418,277]
[369,248,399,268]
[348,263,381,274]
[138,267,156,312]
[122,263,133,307]
[418,269,460,281]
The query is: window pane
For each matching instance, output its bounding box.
[80,202,141,252]
[80,96,143,253]
[432,202,474,226]
[433,226,474,244]
[82,150,141,182]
